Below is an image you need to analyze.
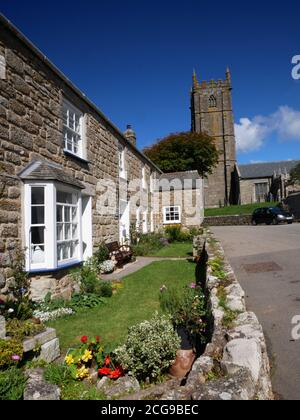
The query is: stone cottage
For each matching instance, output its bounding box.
[0,15,204,300]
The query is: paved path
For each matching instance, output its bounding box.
[102,256,189,281]
[212,224,300,400]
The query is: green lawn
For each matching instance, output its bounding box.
[48,260,195,354]
[205,202,278,217]
[150,242,193,258]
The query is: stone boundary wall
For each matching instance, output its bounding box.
[203,215,252,226]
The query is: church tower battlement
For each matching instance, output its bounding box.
[190,68,238,208]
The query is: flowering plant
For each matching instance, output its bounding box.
[99,260,115,274]
[65,335,124,382]
[159,283,207,339]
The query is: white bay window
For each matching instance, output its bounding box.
[24,182,91,272]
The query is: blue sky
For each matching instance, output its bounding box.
[1,0,300,164]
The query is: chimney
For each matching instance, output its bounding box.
[124,124,137,147]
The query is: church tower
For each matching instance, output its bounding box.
[191,68,238,208]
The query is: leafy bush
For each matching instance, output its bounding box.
[0,367,27,400]
[44,363,73,387]
[6,319,45,341]
[114,313,180,382]
[1,249,34,320]
[94,243,109,266]
[0,339,23,368]
[98,282,113,298]
[160,284,207,340]
[70,265,99,295]
[69,294,106,312]
[165,225,182,242]
[132,233,165,256]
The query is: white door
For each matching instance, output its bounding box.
[119,200,130,244]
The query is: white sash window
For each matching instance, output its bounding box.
[24,182,91,272]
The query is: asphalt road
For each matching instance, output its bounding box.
[211,224,300,400]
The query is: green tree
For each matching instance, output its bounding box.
[143,132,219,176]
[290,164,300,184]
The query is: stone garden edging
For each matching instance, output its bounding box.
[203,215,252,227]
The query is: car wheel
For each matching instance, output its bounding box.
[288,221,293,225]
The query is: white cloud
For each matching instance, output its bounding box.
[235,106,300,153]
[235,117,269,153]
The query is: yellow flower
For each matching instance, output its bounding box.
[76,366,90,379]
[81,350,93,363]
[65,354,75,366]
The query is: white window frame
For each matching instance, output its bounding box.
[24,181,88,272]
[119,145,127,179]
[163,206,181,225]
[63,98,85,159]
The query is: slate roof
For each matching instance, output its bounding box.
[239,160,300,179]
[158,171,202,191]
[18,160,85,189]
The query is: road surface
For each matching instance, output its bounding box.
[212,224,300,400]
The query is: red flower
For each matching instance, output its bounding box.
[96,336,101,343]
[104,356,111,366]
[109,366,125,380]
[81,336,88,344]
[98,368,111,376]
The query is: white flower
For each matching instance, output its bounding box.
[8,308,14,314]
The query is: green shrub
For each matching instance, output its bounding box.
[0,339,23,369]
[69,294,106,312]
[2,248,34,321]
[94,243,109,265]
[160,285,207,340]
[165,225,182,242]
[114,313,180,382]
[132,233,165,256]
[6,319,45,341]
[97,282,113,298]
[70,265,99,294]
[0,367,27,400]
[44,363,73,387]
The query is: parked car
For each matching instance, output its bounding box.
[252,207,295,225]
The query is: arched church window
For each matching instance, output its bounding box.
[209,95,217,108]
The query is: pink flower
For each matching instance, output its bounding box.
[190,283,196,289]
[11,355,20,362]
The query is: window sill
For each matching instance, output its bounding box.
[28,260,83,274]
[64,150,90,164]
[163,221,182,225]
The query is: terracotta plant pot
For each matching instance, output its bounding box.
[169,349,196,379]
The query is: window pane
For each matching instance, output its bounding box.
[31,245,45,264]
[62,243,70,260]
[57,206,63,222]
[57,224,63,241]
[64,207,71,222]
[57,244,62,262]
[72,207,77,222]
[70,242,77,259]
[65,224,71,240]
[31,227,44,245]
[72,224,78,239]
[31,187,44,205]
[31,206,44,225]
[57,191,73,204]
